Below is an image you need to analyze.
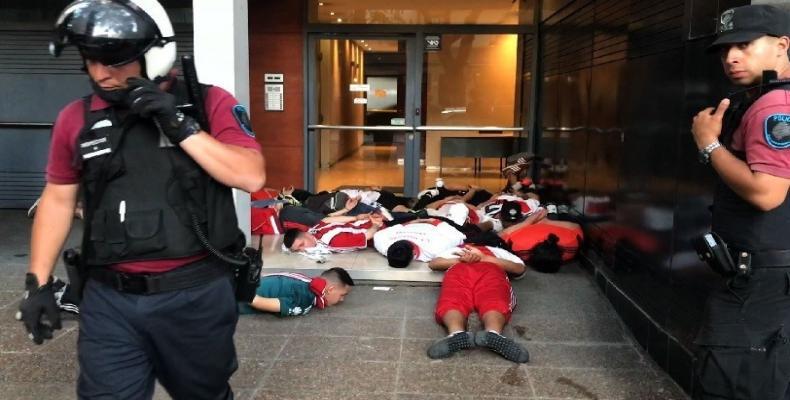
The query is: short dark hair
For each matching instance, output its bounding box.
[528,233,563,273]
[386,240,414,268]
[283,228,300,250]
[321,267,355,286]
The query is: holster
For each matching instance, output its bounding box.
[694,233,743,277]
[63,248,85,303]
[233,245,262,303]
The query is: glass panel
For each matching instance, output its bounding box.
[308,0,535,25]
[421,34,520,193]
[313,38,407,192]
[314,130,407,193]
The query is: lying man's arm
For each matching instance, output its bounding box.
[428,257,460,271]
[249,296,281,313]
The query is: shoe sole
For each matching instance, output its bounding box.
[477,332,530,363]
[427,332,474,359]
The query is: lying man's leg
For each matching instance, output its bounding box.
[476,311,530,363]
[427,310,475,359]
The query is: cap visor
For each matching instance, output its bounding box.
[707,31,766,52]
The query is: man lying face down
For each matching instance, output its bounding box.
[239,268,354,316]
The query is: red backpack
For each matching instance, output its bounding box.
[251,188,284,235]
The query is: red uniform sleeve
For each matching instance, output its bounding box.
[204,86,262,151]
[741,91,790,179]
[45,99,85,184]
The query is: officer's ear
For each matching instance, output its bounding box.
[774,36,790,59]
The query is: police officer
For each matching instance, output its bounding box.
[17,0,265,399]
[692,5,790,400]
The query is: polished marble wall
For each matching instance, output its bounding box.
[537,0,749,392]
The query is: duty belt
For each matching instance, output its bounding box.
[729,248,790,269]
[88,256,229,295]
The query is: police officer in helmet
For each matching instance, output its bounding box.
[692,4,790,400]
[18,0,265,398]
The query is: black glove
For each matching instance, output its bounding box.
[126,77,202,144]
[18,273,61,345]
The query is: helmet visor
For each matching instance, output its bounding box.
[51,0,159,64]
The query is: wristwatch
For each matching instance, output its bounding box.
[698,141,722,164]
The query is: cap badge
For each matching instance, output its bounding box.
[719,9,735,33]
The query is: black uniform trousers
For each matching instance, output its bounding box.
[77,269,238,400]
[694,267,790,400]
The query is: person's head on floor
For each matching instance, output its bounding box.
[387,240,415,268]
[283,228,317,251]
[499,200,524,228]
[320,267,355,306]
[527,233,563,273]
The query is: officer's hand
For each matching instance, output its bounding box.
[126,77,201,144]
[692,98,730,149]
[17,273,61,345]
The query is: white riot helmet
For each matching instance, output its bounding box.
[50,0,177,81]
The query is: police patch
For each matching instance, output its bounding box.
[232,104,255,137]
[765,114,790,149]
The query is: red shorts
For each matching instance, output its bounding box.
[434,261,515,323]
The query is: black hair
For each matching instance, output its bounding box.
[528,234,563,273]
[386,240,415,268]
[321,267,355,286]
[283,228,300,250]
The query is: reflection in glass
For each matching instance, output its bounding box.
[422,34,520,189]
[314,39,407,192]
[308,0,535,25]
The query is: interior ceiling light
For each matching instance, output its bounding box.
[337,18,343,22]
[318,2,325,6]
[330,11,335,15]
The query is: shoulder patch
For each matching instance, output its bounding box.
[232,104,255,137]
[765,114,790,149]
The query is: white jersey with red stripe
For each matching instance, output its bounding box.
[309,220,371,252]
[372,219,466,262]
[436,245,524,265]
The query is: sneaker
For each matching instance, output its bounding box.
[377,207,394,222]
[427,331,475,359]
[475,331,530,363]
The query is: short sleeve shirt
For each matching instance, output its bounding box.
[730,89,790,179]
[46,85,261,184]
[45,84,262,273]
[310,220,371,251]
[372,219,466,262]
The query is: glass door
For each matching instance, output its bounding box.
[416,33,525,194]
[306,36,418,195]
[306,33,529,197]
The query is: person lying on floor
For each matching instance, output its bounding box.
[413,182,493,210]
[281,186,412,214]
[239,267,354,316]
[373,217,466,268]
[283,213,386,253]
[426,244,530,363]
[499,206,583,273]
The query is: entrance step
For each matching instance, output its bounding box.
[259,235,443,282]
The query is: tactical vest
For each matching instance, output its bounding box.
[78,81,242,266]
[712,87,790,252]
